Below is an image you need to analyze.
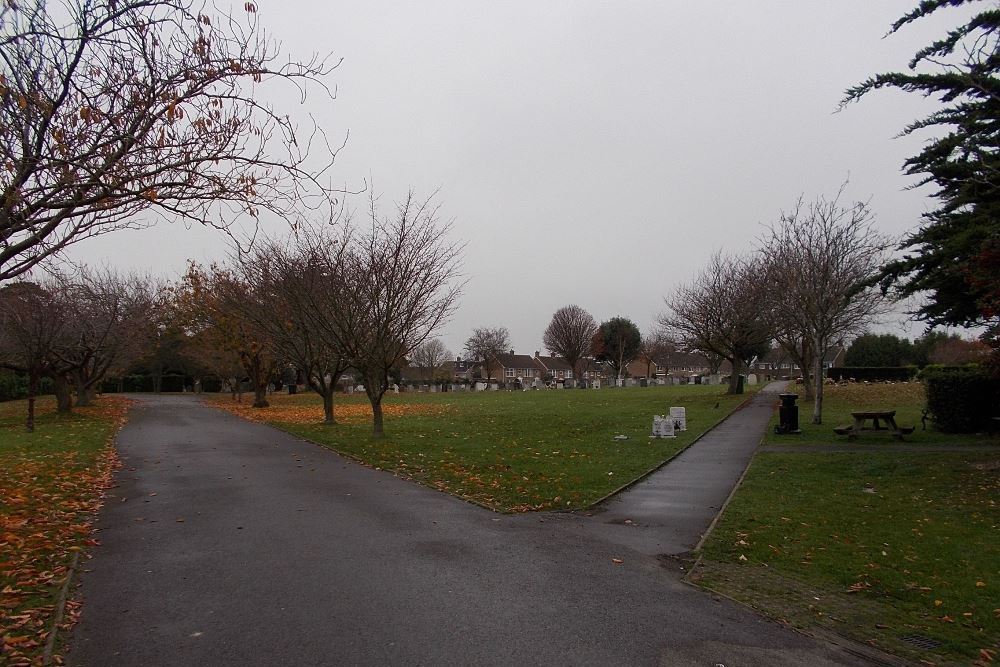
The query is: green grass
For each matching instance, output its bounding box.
[0,396,127,664]
[210,385,752,512]
[696,450,1000,664]
[766,381,999,446]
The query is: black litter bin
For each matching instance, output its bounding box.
[776,393,801,434]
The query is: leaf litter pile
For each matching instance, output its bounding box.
[0,397,129,666]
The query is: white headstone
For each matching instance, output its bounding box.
[651,415,676,438]
[669,406,687,431]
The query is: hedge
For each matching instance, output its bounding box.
[827,366,919,382]
[923,367,1000,433]
[0,371,54,402]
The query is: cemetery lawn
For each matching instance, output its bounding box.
[694,382,1000,666]
[764,381,999,447]
[208,385,752,512]
[0,396,129,665]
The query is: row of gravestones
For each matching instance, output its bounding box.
[651,407,687,439]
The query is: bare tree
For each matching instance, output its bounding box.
[0,0,342,281]
[410,339,450,382]
[58,268,160,406]
[637,329,673,378]
[464,326,510,384]
[339,190,463,437]
[758,189,890,423]
[0,280,70,430]
[542,305,597,379]
[231,228,352,424]
[660,252,771,395]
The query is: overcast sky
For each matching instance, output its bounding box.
[66,1,971,357]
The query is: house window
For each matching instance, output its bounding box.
[505,368,515,378]
[566,370,573,379]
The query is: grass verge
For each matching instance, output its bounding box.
[0,396,129,666]
[694,450,1000,666]
[766,382,999,447]
[208,384,752,512]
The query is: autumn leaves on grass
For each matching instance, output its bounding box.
[0,397,129,666]
[214,396,453,426]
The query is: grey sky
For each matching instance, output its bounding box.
[66,1,968,357]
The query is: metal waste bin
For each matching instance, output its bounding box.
[775,393,801,434]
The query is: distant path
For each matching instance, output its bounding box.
[66,393,865,666]
[554,382,788,556]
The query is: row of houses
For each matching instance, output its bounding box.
[402,346,847,385]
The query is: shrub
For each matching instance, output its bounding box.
[827,366,918,382]
[923,367,1000,432]
[0,371,53,402]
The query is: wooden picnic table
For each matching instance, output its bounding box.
[833,410,914,440]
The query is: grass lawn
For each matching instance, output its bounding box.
[767,381,997,446]
[208,384,752,512]
[0,395,129,666]
[696,383,1000,666]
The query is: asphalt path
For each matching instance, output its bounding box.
[560,383,789,556]
[67,394,868,666]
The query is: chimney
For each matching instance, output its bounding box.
[534,350,540,358]
[509,349,515,356]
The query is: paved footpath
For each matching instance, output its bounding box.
[551,382,789,556]
[66,393,868,666]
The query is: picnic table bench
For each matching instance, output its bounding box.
[833,410,915,440]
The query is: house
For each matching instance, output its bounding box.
[533,352,574,380]
[577,357,613,381]
[444,356,476,383]
[626,355,670,379]
[754,346,847,381]
[665,351,719,378]
[479,350,540,384]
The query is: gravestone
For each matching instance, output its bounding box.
[747,374,758,385]
[669,406,687,431]
[651,415,676,438]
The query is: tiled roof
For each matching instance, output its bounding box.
[493,353,538,370]
[535,355,572,371]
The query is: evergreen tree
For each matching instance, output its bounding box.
[592,317,642,380]
[841,1,1000,334]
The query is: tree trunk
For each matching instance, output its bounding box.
[253,384,269,408]
[364,373,388,437]
[76,386,94,407]
[727,358,743,394]
[26,371,38,433]
[369,398,383,437]
[322,389,336,424]
[54,375,73,414]
[75,370,95,407]
[812,344,825,424]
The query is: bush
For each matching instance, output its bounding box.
[923,367,1000,432]
[201,377,223,393]
[827,366,919,382]
[0,371,53,402]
